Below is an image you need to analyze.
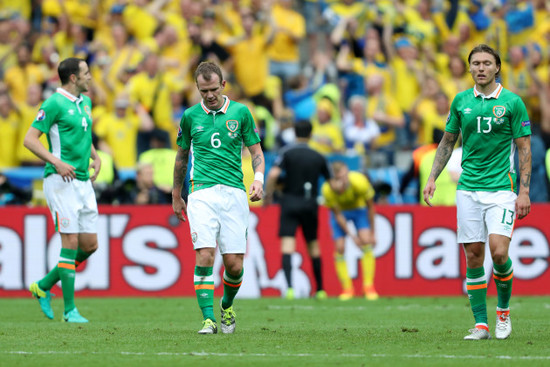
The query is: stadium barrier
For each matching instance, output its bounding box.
[1,204,549,297]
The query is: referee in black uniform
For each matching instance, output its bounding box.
[265,120,332,299]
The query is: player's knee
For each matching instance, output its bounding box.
[465,252,484,268]
[491,251,508,265]
[88,241,98,254]
[196,250,215,266]
[224,263,243,276]
[80,241,98,254]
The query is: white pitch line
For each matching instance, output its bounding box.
[3,351,550,360]
[266,304,467,311]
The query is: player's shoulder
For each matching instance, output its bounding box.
[227,99,251,115]
[498,87,523,102]
[39,92,64,110]
[454,88,474,102]
[321,180,334,197]
[348,170,366,180]
[81,94,92,105]
[349,171,368,184]
[181,103,206,122]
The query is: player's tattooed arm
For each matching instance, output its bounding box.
[248,143,265,174]
[515,136,532,193]
[173,147,189,193]
[252,153,263,172]
[515,135,532,219]
[428,132,459,181]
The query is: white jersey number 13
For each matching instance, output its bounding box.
[476,116,492,134]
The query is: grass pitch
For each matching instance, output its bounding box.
[1,296,549,367]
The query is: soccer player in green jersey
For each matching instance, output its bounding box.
[423,45,532,340]
[172,61,265,334]
[24,57,101,323]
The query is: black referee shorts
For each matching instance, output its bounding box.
[278,196,319,242]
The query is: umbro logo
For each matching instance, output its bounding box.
[197,126,204,132]
[68,109,75,115]
[464,108,472,114]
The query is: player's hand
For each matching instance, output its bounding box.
[249,180,264,202]
[364,231,376,246]
[89,157,102,182]
[422,179,436,207]
[351,235,362,247]
[54,160,76,182]
[516,192,531,219]
[172,196,187,222]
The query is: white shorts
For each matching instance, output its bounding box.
[187,185,249,254]
[43,174,98,233]
[456,190,517,243]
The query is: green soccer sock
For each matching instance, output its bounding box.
[221,268,244,309]
[493,257,513,310]
[38,247,93,291]
[194,266,215,321]
[75,247,93,266]
[58,248,77,313]
[466,266,488,327]
[38,266,62,291]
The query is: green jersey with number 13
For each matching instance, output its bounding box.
[446,84,531,192]
[31,88,93,181]
[177,96,261,193]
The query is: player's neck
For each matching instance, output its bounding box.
[475,81,498,96]
[61,84,81,98]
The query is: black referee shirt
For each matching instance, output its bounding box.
[273,143,331,199]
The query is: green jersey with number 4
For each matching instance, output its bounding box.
[446,84,531,192]
[177,96,261,193]
[31,88,93,181]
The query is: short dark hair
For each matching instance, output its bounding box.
[194,61,223,85]
[58,57,84,85]
[294,120,312,138]
[468,44,501,76]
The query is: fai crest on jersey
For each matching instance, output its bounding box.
[36,109,46,121]
[84,105,92,118]
[493,106,506,118]
[191,232,198,243]
[226,120,239,132]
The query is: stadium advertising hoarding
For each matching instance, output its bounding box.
[0,204,549,297]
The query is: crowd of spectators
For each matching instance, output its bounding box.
[1,0,550,205]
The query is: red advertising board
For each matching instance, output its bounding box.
[0,204,549,297]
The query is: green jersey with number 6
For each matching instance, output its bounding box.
[31,88,93,181]
[446,84,531,192]
[177,96,261,193]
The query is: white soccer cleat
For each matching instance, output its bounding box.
[220,300,236,334]
[495,310,512,340]
[464,327,491,340]
[198,319,217,334]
